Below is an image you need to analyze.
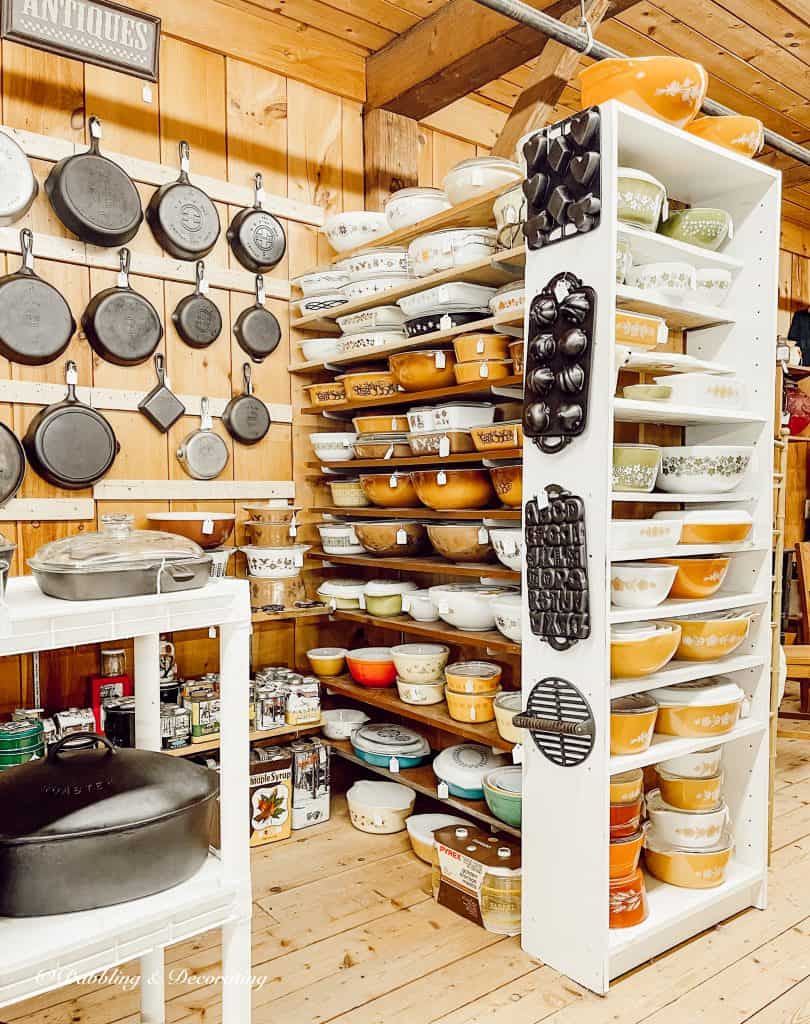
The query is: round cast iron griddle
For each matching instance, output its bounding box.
[44,116,142,248]
[146,141,220,261]
[234,275,281,363]
[82,248,163,367]
[171,261,222,348]
[222,364,271,445]
[0,423,26,507]
[23,361,119,490]
[0,229,76,366]
[227,173,286,273]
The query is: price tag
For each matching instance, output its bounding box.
[359,593,366,610]
[480,362,490,378]
[478,526,489,544]
[437,471,447,486]
[396,528,408,545]
[293,550,304,567]
[435,351,446,369]
[512,744,524,765]
[289,522,298,537]
[389,757,400,773]
[439,436,451,458]
[384,444,395,460]
[329,598,337,612]
[439,601,450,615]
[142,84,153,104]
[476,338,485,354]
[389,473,398,488]
[439,314,452,331]
[437,781,449,799]
[208,626,217,639]
[202,518,214,535]
[66,364,79,386]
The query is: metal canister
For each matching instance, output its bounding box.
[12,708,44,721]
[186,689,220,743]
[160,679,181,705]
[0,719,43,752]
[100,648,127,677]
[160,703,192,749]
[103,698,137,748]
[0,744,45,771]
[255,685,286,731]
[290,737,330,831]
[285,676,321,726]
[54,707,95,738]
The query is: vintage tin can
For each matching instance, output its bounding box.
[286,676,321,726]
[255,685,286,731]
[290,737,330,830]
[54,707,95,738]
[103,698,137,748]
[100,648,127,677]
[0,719,43,752]
[249,746,293,846]
[161,703,192,749]
[186,689,221,743]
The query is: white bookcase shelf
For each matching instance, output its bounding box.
[520,101,779,994]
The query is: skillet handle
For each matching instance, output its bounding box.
[195,260,207,296]
[88,116,102,154]
[255,274,265,307]
[118,248,131,288]
[253,172,264,210]
[179,140,191,180]
[154,352,166,386]
[49,731,116,760]
[64,360,79,403]
[242,362,253,396]
[19,228,34,272]
[200,396,213,431]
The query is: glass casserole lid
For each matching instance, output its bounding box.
[29,514,204,573]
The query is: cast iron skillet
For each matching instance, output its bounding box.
[23,361,119,490]
[227,173,286,273]
[234,275,281,363]
[0,229,76,366]
[45,116,143,248]
[172,261,222,348]
[82,248,163,366]
[222,364,271,445]
[0,423,26,507]
[146,141,220,261]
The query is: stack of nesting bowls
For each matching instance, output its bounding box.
[240,505,309,609]
[392,643,450,706]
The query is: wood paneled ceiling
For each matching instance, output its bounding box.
[226,0,810,224]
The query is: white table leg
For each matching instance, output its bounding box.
[139,949,166,1024]
[222,916,253,1024]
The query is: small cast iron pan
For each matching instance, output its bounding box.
[146,141,221,261]
[45,116,143,248]
[23,361,119,490]
[172,261,222,348]
[176,398,229,480]
[222,364,270,445]
[0,229,76,366]
[234,275,281,363]
[227,173,286,273]
[0,422,26,507]
[138,354,185,433]
[82,248,163,366]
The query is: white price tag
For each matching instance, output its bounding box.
[293,550,304,567]
[439,314,452,331]
[66,364,79,386]
[435,351,446,369]
[478,526,489,544]
[439,601,450,615]
[396,528,408,545]
[389,757,400,773]
[289,522,298,537]
[202,518,214,535]
[437,781,449,799]
[512,744,524,765]
[329,598,337,612]
[439,436,451,458]
[437,471,447,486]
[389,473,398,488]
[384,444,395,460]
[142,84,153,103]
[476,338,485,354]
[480,362,490,378]
[208,626,217,639]
[359,593,366,610]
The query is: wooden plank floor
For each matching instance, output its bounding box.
[7,734,810,1024]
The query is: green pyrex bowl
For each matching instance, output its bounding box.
[612,445,661,493]
[483,782,522,827]
[658,208,732,252]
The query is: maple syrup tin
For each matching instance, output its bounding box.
[249,746,292,847]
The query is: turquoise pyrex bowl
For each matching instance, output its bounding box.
[353,746,430,769]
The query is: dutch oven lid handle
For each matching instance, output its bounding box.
[178,140,191,182]
[19,227,34,274]
[88,115,103,155]
[253,172,264,210]
[48,731,117,761]
[118,247,131,289]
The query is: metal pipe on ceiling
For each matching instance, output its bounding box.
[473,0,810,168]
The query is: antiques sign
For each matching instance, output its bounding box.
[2,0,160,81]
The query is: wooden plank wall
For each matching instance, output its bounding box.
[0,37,363,716]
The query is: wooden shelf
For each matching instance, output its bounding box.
[251,606,330,624]
[308,548,519,581]
[313,505,520,521]
[322,673,514,750]
[335,609,520,654]
[311,448,522,470]
[165,719,324,758]
[302,375,523,415]
[326,737,519,838]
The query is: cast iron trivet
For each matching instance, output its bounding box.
[514,677,595,767]
[522,107,601,250]
[523,271,596,453]
[525,485,589,649]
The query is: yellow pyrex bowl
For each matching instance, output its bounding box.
[580,57,708,129]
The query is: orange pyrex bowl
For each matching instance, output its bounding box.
[411,468,495,510]
[649,678,746,738]
[610,796,643,838]
[658,556,729,599]
[610,768,643,805]
[580,57,708,129]
[609,866,647,928]
[610,828,645,879]
[644,829,733,888]
[685,115,764,158]
[359,472,421,508]
[610,693,658,756]
[657,768,723,811]
[668,612,751,662]
[611,623,681,679]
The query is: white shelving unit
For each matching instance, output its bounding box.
[0,578,253,1024]
[520,101,780,993]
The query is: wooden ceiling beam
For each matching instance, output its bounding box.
[365,0,638,120]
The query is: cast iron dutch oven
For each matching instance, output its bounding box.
[227,173,286,273]
[0,732,218,916]
[82,248,163,366]
[146,141,221,261]
[45,116,143,248]
[0,229,76,366]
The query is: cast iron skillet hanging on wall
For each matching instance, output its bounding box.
[146,141,221,261]
[45,116,143,247]
[222,364,271,445]
[23,361,119,490]
[172,261,222,348]
[234,275,281,363]
[227,173,286,273]
[0,424,26,507]
[0,229,76,365]
[82,248,163,366]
